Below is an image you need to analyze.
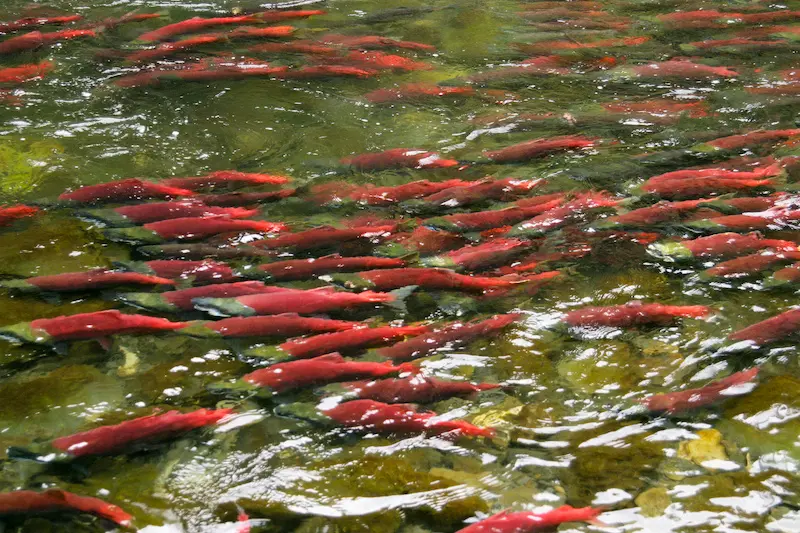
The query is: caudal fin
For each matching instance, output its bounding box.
[385,285,417,313]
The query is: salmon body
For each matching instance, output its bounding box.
[456,506,601,533]
[275,325,429,359]
[641,368,759,413]
[193,286,396,316]
[59,178,194,203]
[0,29,95,54]
[423,239,529,271]
[259,255,405,281]
[347,179,469,206]
[420,178,547,208]
[330,51,432,72]
[0,489,132,527]
[507,192,619,237]
[100,199,257,225]
[701,251,800,278]
[650,233,797,260]
[255,224,397,250]
[243,352,411,392]
[137,15,265,42]
[705,129,800,151]
[0,15,82,33]
[327,376,500,403]
[485,135,596,163]
[322,399,494,437]
[4,269,174,293]
[564,301,710,327]
[425,198,564,233]
[118,281,277,312]
[134,216,285,241]
[630,59,738,78]
[377,314,520,360]
[729,308,800,345]
[129,259,239,284]
[0,310,189,345]
[366,83,473,103]
[161,170,290,190]
[319,34,435,51]
[0,61,54,83]
[197,189,295,207]
[51,408,233,456]
[342,148,458,171]
[0,204,38,225]
[599,199,715,228]
[332,267,528,293]
[197,313,359,338]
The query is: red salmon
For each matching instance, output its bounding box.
[425,197,564,233]
[0,490,131,527]
[161,170,289,190]
[0,61,54,83]
[119,281,278,312]
[650,232,797,260]
[275,325,430,359]
[59,178,194,203]
[318,34,435,51]
[259,255,406,281]
[327,376,500,403]
[564,301,710,327]
[729,308,800,345]
[641,368,759,413]
[193,313,359,338]
[322,399,494,437]
[0,204,38,225]
[193,286,397,316]
[332,267,532,293]
[52,408,232,456]
[485,135,596,163]
[255,224,397,251]
[365,83,474,103]
[243,352,412,392]
[421,178,547,207]
[423,239,529,271]
[0,15,82,33]
[342,148,458,171]
[701,251,800,278]
[457,505,602,533]
[197,188,295,206]
[507,191,619,237]
[3,270,174,293]
[0,29,95,54]
[377,314,520,360]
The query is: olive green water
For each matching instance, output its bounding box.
[0,0,799,531]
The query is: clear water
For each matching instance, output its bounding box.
[0,0,799,531]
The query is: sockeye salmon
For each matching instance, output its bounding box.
[640,367,759,414]
[320,375,501,403]
[118,281,279,313]
[0,490,131,527]
[277,399,494,438]
[237,353,413,395]
[564,301,710,327]
[0,310,189,347]
[192,286,399,317]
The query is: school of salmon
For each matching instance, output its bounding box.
[0,0,798,531]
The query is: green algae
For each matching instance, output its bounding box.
[0,140,63,198]
[564,432,663,506]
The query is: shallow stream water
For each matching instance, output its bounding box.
[0,0,799,531]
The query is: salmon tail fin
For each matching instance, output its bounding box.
[7,446,48,463]
[397,362,419,374]
[386,285,417,313]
